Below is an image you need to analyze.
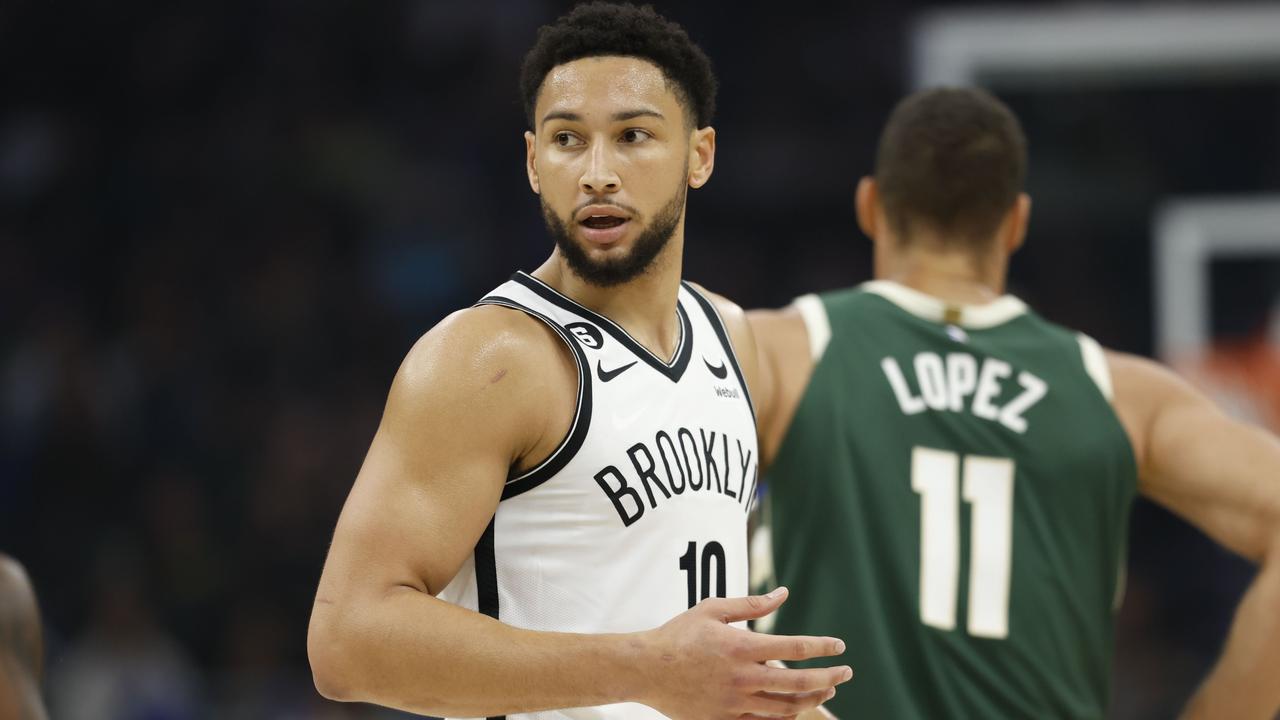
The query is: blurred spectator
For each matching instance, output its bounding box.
[50,541,203,720]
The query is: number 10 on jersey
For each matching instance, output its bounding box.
[912,446,1014,639]
[679,541,726,608]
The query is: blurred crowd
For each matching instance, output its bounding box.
[0,1,1276,717]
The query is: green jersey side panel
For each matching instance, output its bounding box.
[768,287,1138,719]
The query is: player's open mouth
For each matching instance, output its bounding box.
[581,216,626,230]
[576,207,631,246]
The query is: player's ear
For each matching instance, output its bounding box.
[688,126,715,189]
[855,176,880,241]
[1002,192,1030,254]
[525,130,540,195]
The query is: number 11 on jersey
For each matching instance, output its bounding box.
[912,446,1015,639]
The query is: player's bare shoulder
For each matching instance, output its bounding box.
[0,552,32,594]
[1104,349,1208,471]
[683,281,745,323]
[400,304,572,391]
[0,553,39,629]
[0,553,45,715]
[1106,349,1197,397]
[387,304,579,475]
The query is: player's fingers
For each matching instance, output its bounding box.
[754,664,853,694]
[700,586,788,623]
[755,690,834,704]
[742,687,836,717]
[750,633,846,662]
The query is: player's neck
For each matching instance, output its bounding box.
[877,243,1008,307]
[534,238,685,363]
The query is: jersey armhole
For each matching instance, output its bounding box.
[793,294,832,362]
[1077,332,1114,402]
[682,282,757,422]
[475,295,594,500]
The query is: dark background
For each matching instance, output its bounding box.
[1,1,1277,717]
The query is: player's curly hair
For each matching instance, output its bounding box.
[519,2,717,129]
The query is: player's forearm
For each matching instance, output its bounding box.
[1181,539,1280,720]
[308,587,645,717]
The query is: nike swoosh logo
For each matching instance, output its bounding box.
[704,357,728,379]
[597,359,638,382]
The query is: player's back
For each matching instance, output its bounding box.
[767,281,1137,719]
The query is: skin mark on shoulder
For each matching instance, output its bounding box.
[489,368,508,384]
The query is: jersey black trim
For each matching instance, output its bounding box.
[682,282,757,422]
[511,271,694,383]
[473,517,506,720]
[475,295,594,500]
[475,516,499,619]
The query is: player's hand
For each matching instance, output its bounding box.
[636,586,852,719]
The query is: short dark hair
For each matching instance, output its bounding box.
[519,2,717,129]
[874,87,1027,249]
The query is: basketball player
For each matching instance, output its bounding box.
[0,554,48,719]
[307,4,851,718]
[749,88,1280,718]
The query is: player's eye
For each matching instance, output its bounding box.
[553,132,584,148]
[620,128,652,144]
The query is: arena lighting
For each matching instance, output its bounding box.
[912,4,1280,89]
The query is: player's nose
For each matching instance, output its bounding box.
[580,142,620,195]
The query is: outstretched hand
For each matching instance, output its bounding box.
[637,587,852,719]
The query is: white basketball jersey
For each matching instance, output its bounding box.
[438,271,759,720]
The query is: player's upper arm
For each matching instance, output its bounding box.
[746,305,816,472]
[1109,351,1280,562]
[315,305,574,606]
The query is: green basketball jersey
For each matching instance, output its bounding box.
[767,281,1138,719]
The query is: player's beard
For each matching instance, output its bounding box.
[543,179,687,288]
